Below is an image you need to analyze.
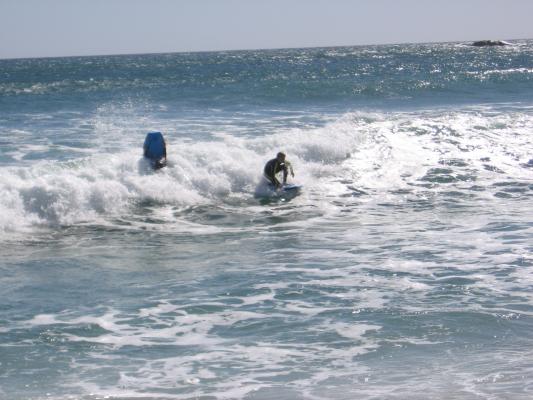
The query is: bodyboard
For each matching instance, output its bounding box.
[143,132,166,169]
[281,183,302,192]
[144,132,166,161]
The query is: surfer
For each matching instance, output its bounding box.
[263,152,294,188]
[143,131,167,169]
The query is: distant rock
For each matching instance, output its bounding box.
[472,40,509,47]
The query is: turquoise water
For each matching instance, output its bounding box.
[1,41,533,399]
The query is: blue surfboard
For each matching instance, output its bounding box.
[143,132,167,169]
[255,182,302,202]
[281,183,302,192]
[266,183,302,192]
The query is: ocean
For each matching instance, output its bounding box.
[1,40,532,399]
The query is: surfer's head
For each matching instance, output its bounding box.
[276,152,286,162]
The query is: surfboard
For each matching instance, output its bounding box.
[281,183,302,192]
[266,183,302,192]
[254,182,302,202]
[143,132,166,169]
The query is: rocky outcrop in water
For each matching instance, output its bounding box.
[472,40,509,47]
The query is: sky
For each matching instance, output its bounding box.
[1,0,533,59]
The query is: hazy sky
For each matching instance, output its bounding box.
[2,0,533,59]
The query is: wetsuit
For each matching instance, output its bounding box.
[264,158,290,187]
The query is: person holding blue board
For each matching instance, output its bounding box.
[263,152,295,189]
[143,132,167,170]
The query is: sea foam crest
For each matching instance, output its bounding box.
[1,109,532,235]
[0,114,365,234]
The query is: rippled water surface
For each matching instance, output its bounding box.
[1,41,533,399]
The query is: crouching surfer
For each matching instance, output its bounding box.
[263,152,294,189]
[143,131,167,169]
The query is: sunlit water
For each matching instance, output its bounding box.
[1,41,533,399]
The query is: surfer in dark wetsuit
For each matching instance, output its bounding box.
[263,152,294,188]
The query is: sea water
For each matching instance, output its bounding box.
[1,41,533,399]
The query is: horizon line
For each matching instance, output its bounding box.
[1,37,530,62]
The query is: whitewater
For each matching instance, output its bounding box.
[1,41,533,399]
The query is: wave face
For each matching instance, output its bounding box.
[0,108,532,234]
[1,41,533,400]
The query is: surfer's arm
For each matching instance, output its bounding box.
[282,168,288,184]
[285,161,294,178]
[281,161,294,183]
[283,161,294,180]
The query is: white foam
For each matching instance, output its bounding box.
[332,322,381,341]
[240,291,276,306]
[2,107,533,238]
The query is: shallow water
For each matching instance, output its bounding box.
[1,41,533,399]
